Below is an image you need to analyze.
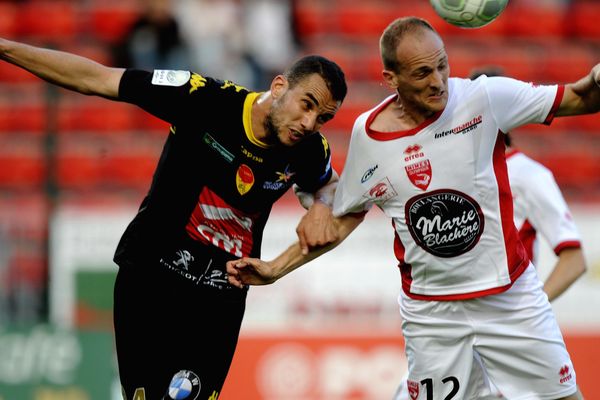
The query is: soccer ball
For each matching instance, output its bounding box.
[429,0,509,28]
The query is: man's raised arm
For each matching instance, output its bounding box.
[0,38,124,99]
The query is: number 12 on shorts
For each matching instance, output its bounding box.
[409,376,459,400]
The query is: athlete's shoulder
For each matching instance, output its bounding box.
[297,132,331,159]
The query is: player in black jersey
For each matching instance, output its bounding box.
[0,38,347,399]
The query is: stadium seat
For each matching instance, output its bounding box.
[55,153,104,189]
[504,4,567,38]
[0,2,18,39]
[17,1,79,43]
[293,1,335,38]
[336,4,397,37]
[0,61,40,83]
[57,100,137,133]
[87,4,140,44]
[0,138,46,188]
[569,2,600,39]
[103,154,158,188]
[542,46,595,84]
[0,103,47,135]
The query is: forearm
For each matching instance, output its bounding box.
[0,38,124,98]
[271,213,363,280]
[558,64,600,116]
[295,169,339,209]
[543,247,587,302]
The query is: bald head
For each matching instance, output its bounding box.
[380,17,441,73]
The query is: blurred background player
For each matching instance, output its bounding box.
[394,65,588,400]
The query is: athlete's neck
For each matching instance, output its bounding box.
[251,91,272,142]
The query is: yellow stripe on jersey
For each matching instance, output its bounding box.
[321,135,329,158]
[243,92,271,149]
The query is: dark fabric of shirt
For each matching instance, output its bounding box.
[113,69,332,266]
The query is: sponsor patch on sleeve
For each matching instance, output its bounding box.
[151,70,191,87]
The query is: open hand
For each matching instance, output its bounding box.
[226,258,278,288]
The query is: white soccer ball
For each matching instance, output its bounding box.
[429,0,509,28]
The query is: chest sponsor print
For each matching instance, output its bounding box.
[405,189,484,258]
[236,164,254,195]
[185,187,259,257]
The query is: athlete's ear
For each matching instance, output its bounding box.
[270,75,288,99]
[382,69,398,89]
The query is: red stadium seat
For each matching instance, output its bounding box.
[293,1,335,38]
[336,4,396,37]
[569,2,600,39]
[504,4,567,38]
[17,1,79,43]
[0,61,40,83]
[0,102,47,134]
[0,2,18,39]
[55,154,104,188]
[87,4,140,44]
[542,46,595,84]
[104,153,158,188]
[0,137,46,188]
[57,100,137,133]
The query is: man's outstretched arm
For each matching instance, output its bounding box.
[295,169,340,254]
[0,38,124,99]
[227,212,364,288]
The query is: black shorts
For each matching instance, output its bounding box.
[113,243,247,400]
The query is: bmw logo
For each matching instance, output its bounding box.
[166,370,201,400]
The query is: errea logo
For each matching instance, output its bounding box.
[404,144,424,162]
[434,115,482,139]
[559,365,573,384]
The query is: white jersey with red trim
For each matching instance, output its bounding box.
[333,76,564,300]
[507,150,581,265]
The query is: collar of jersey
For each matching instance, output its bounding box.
[243,92,271,149]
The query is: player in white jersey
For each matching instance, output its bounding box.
[227,17,600,399]
[392,68,589,400]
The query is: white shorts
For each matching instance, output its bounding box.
[399,264,578,400]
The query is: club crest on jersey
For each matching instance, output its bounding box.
[166,370,201,400]
[405,189,484,257]
[407,380,419,400]
[236,164,255,195]
[405,160,432,191]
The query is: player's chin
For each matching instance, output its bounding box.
[425,96,448,112]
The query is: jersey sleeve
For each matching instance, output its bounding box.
[521,162,581,254]
[332,128,375,217]
[118,69,247,126]
[483,76,563,133]
[292,133,333,193]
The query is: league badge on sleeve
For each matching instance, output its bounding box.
[152,70,191,87]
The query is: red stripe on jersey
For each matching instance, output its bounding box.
[405,281,517,301]
[493,132,529,282]
[544,85,565,125]
[392,220,414,292]
[518,219,537,262]
[554,240,581,255]
[366,95,443,141]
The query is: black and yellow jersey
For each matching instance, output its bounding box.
[113,69,333,264]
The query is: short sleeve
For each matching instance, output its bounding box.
[482,76,562,133]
